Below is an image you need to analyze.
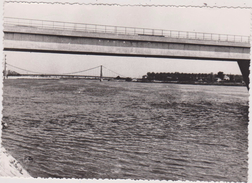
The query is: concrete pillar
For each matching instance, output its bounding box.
[237,60,250,90]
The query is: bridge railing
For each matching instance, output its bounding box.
[4,17,250,43]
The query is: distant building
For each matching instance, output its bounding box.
[223,75,230,81]
[142,75,147,79]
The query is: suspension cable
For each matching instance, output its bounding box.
[6,63,45,74]
[7,63,125,77]
[103,66,126,77]
[7,63,101,75]
[61,65,100,75]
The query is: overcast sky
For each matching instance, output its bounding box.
[3,3,251,78]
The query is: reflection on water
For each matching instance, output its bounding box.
[2,79,248,181]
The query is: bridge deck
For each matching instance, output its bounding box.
[4,17,250,44]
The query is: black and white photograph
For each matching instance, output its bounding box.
[0,0,251,182]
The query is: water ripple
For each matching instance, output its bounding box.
[2,79,248,181]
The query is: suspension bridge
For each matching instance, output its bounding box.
[3,17,250,88]
[4,61,126,81]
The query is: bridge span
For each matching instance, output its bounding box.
[3,17,251,88]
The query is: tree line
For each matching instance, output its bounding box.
[143,71,244,83]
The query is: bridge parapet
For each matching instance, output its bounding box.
[4,17,250,44]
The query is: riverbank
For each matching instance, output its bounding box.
[0,146,31,177]
[139,80,246,87]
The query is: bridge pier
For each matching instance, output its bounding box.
[237,60,250,89]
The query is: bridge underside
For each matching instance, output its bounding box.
[4,26,251,88]
[3,46,251,62]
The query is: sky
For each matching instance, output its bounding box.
[3,2,251,78]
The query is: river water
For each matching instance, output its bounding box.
[1,79,248,181]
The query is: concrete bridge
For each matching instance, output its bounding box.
[3,17,251,88]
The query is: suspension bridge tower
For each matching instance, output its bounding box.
[4,54,7,80]
[100,65,103,82]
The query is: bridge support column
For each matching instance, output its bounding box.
[100,65,103,82]
[237,60,250,90]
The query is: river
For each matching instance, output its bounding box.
[1,79,248,181]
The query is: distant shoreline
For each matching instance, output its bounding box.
[138,80,246,87]
[4,76,246,87]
